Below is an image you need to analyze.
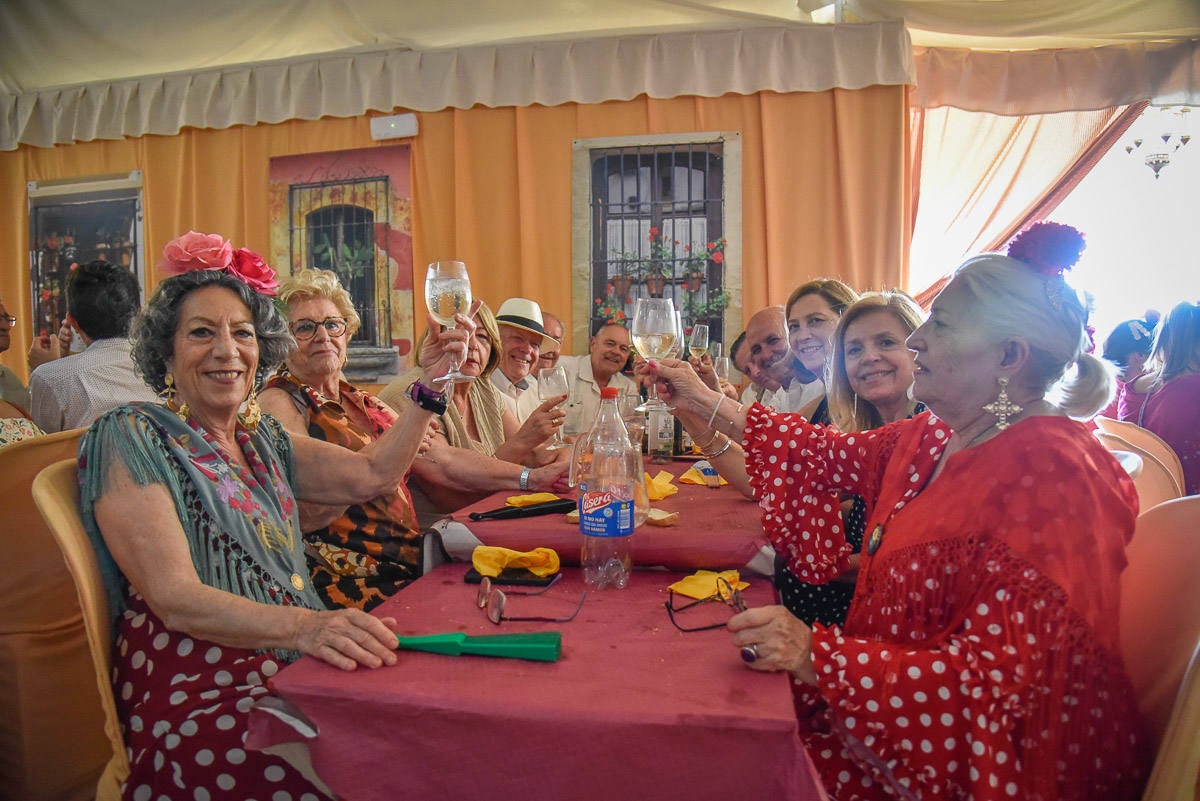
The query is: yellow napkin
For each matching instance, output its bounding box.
[472,546,561,578]
[679,467,729,486]
[504,492,560,507]
[667,570,750,600]
[644,471,679,501]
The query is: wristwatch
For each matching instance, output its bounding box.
[408,380,448,415]
[519,466,532,492]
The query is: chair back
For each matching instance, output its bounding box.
[1096,431,1184,513]
[1117,495,1200,801]
[32,459,130,801]
[1095,417,1187,492]
[0,429,110,801]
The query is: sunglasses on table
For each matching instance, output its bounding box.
[475,573,587,626]
[291,317,348,340]
[664,576,747,632]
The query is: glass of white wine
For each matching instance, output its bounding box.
[424,260,473,384]
[537,366,571,450]
[631,297,677,411]
[688,323,710,360]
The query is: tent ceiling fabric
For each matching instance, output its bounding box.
[2,0,1198,96]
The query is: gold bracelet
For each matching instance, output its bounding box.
[693,428,721,452]
[701,435,732,460]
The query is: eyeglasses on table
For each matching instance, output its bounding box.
[475,573,587,626]
[664,576,747,632]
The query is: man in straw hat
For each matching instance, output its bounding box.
[490,297,560,423]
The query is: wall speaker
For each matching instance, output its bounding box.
[370,113,419,141]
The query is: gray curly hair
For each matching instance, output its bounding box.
[131,270,294,394]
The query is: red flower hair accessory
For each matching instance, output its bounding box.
[160,231,279,296]
[1005,221,1086,278]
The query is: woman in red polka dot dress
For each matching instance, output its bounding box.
[647,222,1149,800]
[77,232,473,800]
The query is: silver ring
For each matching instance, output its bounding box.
[740,643,759,663]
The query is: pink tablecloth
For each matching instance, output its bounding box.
[248,563,826,801]
[445,457,770,572]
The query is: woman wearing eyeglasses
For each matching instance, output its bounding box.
[261,270,566,610]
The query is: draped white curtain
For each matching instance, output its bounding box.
[1,23,916,151]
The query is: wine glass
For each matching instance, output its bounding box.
[688,323,710,360]
[424,260,473,384]
[714,356,731,383]
[537,366,571,450]
[630,297,677,411]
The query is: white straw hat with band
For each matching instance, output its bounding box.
[494,298,560,349]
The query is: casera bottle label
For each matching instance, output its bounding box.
[579,488,634,537]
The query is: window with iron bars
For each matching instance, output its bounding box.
[288,177,391,347]
[590,143,725,342]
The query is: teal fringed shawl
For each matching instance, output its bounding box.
[78,403,324,655]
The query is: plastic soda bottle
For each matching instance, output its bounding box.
[578,386,637,588]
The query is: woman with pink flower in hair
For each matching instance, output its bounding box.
[647,222,1148,800]
[77,231,472,799]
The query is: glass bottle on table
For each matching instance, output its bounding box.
[577,386,639,589]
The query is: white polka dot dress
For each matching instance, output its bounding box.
[115,592,328,799]
[746,406,1149,800]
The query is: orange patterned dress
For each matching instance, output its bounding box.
[265,371,422,611]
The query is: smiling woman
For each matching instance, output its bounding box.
[76,233,474,799]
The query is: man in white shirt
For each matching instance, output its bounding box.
[742,305,820,413]
[558,322,636,437]
[536,312,564,372]
[29,260,158,432]
[489,297,560,423]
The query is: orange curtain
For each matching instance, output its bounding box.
[907,103,1138,296]
[1,86,906,377]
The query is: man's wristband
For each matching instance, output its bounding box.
[408,380,448,415]
[519,466,532,492]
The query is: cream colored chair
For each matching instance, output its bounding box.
[1096,430,1185,514]
[0,429,109,801]
[1096,417,1187,494]
[32,459,129,801]
[1117,495,1200,801]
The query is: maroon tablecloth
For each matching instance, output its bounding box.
[247,563,826,801]
[447,457,769,571]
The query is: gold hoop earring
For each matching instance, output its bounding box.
[239,387,262,433]
[161,373,189,421]
[983,375,1022,430]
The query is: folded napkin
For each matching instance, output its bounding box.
[679,465,728,487]
[505,492,561,507]
[472,546,561,578]
[667,569,750,600]
[644,471,679,501]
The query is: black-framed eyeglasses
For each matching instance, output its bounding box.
[475,573,586,625]
[1,315,15,327]
[664,576,747,632]
[291,317,348,340]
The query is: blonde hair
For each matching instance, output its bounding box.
[948,254,1112,418]
[1146,301,1200,386]
[277,269,361,337]
[785,278,860,321]
[827,291,925,432]
[413,300,501,378]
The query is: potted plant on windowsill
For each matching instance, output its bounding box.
[682,236,726,292]
[641,226,676,297]
[683,288,731,327]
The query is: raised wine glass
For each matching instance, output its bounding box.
[688,323,710,360]
[537,366,571,450]
[631,297,677,411]
[424,260,473,384]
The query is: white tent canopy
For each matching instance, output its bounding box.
[1,0,1198,150]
